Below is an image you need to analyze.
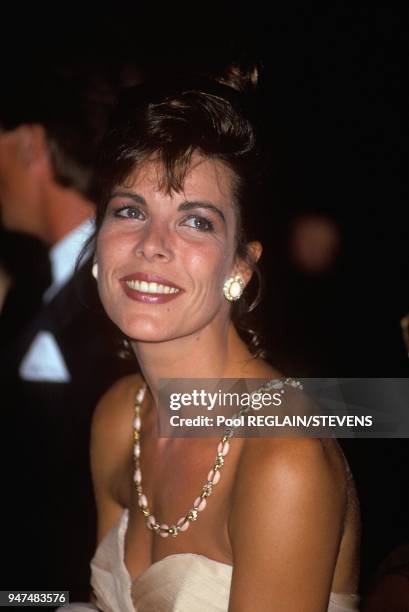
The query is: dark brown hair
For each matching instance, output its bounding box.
[91,67,267,357]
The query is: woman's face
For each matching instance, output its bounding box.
[96,155,241,343]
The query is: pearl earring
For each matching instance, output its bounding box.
[223,275,244,301]
[91,262,98,280]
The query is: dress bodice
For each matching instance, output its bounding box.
[61,509,359,611]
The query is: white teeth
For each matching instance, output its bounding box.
[125,279,180,294]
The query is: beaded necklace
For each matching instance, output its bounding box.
[132,378,303,538]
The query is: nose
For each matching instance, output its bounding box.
[133,219,173,263]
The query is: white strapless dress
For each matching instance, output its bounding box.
[61,509,359,611]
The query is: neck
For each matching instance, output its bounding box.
[42,182,94,245]
[132,321,256,404]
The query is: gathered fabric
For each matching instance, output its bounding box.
[60,509,359,611]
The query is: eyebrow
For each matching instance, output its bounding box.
[178,201,226,224]
[111,191,147,206]
[110,191,226,224]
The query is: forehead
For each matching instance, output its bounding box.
[120,155,236,208]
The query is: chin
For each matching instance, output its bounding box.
[117,314,177,343]
[109,301,224,345]
[127,330,171,343]
[120,314,215,345]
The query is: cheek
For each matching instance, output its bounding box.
[95,228,127,306]
[181,243,231,297]
[96,225,129,268]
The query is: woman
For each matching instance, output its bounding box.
[63,67,360,611]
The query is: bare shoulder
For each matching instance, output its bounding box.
[91,373,144,541]
[227,437,349,610]
[91,373,143,445]
[230,437,346,521]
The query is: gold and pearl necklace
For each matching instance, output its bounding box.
[132,379,303,537]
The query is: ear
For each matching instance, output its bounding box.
[235,240,263,285]
[15,124,49,169]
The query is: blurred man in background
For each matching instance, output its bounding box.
[0,62,139,598]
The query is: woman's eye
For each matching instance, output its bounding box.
[182,215,214,232]
[114,206,145,220]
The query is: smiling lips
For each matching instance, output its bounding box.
[120,273,183,304]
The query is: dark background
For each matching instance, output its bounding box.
[1,4,407,596]
[1,6,407,373]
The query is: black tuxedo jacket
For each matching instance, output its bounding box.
[0,260,137,600]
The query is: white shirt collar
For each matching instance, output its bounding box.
[43,218,95,303]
